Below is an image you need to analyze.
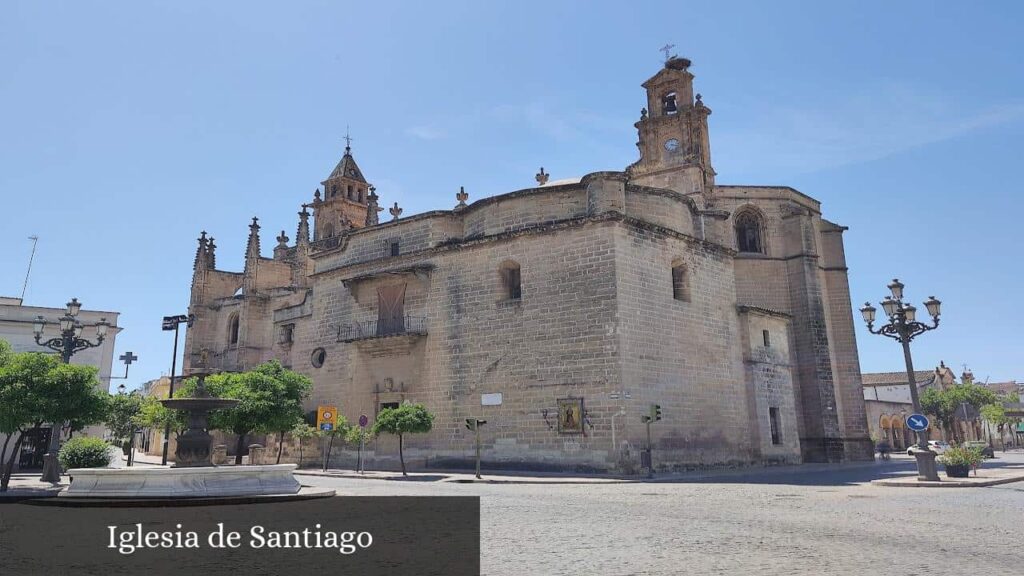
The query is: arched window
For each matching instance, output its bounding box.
[322,222,335,239]
[347,185,354,200]
[500,260,522,300]
[671,260,689,302]
[228,313,240,345]
[734,209,765,254]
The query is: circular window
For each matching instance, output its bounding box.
[310,348,326,368]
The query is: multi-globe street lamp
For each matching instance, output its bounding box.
[859,279,942,481]
[32,297,110,483]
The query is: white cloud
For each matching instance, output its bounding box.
[406,125,447,141]
[713,82,1024,177]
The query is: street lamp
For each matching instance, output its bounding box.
[32,298,110,483]
[161,313,193,465]
[860,279,942,481]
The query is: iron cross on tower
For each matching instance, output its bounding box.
[344,126,352,152]
[660,44,676,63]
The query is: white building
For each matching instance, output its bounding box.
[0,296,120,471]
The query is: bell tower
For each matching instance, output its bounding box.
[313,136,373,240]
[628,56,716,206]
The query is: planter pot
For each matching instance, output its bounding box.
[944,463,970,478]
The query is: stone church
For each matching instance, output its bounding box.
[183,57,872,472]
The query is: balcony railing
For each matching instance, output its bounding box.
[310,235,344,252]
[338,315,427,342]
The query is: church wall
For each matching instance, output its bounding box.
[612,222,757,469]
[738,311,802,463]
[461,187,588,239]
[623,188,696,236]
[303,219,623,471]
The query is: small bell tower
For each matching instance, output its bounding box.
[629,56,716,206]
[314,133,373,240]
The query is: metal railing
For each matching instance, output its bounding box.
[338,315,426,342]
[310,235,344,252]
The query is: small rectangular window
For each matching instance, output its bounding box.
[389,241,400,257]
[378,401,400,415]
[762,329,771,347]
[506,267,521,300]
[279,324,294,344]
[769,407,782,445]
[671,265,688,302]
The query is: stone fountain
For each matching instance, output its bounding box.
[160,369,239,467]
[60,360,306,499]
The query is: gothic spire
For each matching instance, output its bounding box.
[193,231,208,271]
[297,208,310,245]
[206,236,216,269]
[365,186,380,226]
[245,217,261,265]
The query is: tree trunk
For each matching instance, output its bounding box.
[234,433,247,465]
[298,440,303,467]
[1,431,26,492]
[398,433,406,476]
[276,431,284,464]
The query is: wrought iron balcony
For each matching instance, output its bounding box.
[310,235,344,252]
[338,315,427,342]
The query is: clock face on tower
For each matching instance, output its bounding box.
[664,138,680,152]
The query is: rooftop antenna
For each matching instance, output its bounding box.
[20,235,38,301]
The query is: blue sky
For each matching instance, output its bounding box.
[1,1,1022,388]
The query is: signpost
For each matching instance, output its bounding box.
[357,414,368,474]
[465,418,487,479]
[906,413,929,433]
[317,405,337,471]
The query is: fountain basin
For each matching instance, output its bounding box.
[59,464,302,498]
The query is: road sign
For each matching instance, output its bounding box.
[317,405,337,431]
[358,414,368,428]
[906,413,929,432]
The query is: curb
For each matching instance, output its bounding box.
[872,474,1024,488]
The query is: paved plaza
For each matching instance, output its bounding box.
[296,453,1024,576]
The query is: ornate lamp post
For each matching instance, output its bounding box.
[860,279,942,481]
[32,298,110,483]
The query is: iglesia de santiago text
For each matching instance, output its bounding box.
[183,57,872,472]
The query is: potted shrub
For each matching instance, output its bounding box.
[58,437,113,470]
[939,446,982,478]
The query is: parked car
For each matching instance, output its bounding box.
[962,440,995,458]
[907,441,950,456]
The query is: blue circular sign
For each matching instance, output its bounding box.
[905,413,929,432]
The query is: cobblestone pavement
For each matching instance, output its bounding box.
[302,454,1024,576]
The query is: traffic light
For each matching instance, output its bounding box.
[648,404,662,422]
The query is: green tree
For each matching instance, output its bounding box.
[920,383,999,443]
[192,360,311,465]
[105,391,145,447]
[137,395,188,437]
[290,422,319,467]
[0,343,107,491]
[920,387,955,440]
[371,403,434,476]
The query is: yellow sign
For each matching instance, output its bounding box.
[317,405,337,431]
